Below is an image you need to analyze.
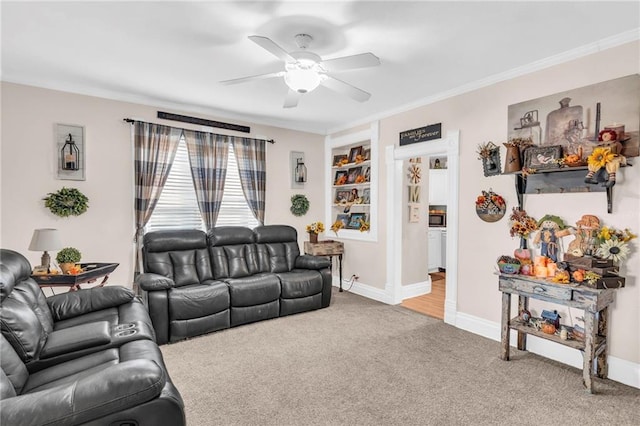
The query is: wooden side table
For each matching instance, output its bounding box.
[498,274,617,393]
[31,263,119,292]
[304,240,344,292]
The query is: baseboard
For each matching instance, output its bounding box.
[333,279,392,304]
[455,311,640,389]
[400,280,431,300]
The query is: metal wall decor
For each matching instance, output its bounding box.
[56,124,85,181]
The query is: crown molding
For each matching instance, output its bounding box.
[326,28,640,135]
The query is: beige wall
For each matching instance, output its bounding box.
[0,83,325,287]
[331,41,639,364]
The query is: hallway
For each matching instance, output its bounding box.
[401,272,445,320]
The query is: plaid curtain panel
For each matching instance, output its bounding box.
[133,121,181,273]
[183,130,229,231]
[231,137,266,225]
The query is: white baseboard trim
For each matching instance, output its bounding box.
[455,311,640,389]
[333,279,393,304]
[400,280,431,300]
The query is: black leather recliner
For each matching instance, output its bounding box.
[0,249,186,426]
[137,225,332,344]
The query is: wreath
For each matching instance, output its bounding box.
[290,194,309,217]
[43,187,89,217]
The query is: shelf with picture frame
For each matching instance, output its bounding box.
[325,122,378,241]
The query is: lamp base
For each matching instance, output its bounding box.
[41,251,51,272]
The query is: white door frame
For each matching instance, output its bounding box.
[385,130,460,325]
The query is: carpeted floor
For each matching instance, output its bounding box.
[161,289,640,425]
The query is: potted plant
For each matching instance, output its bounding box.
[56,247,81,274]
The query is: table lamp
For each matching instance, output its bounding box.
[28,228,62,272]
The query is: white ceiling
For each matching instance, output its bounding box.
[2,1,639,135]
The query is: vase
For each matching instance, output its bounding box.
[503,144,521,173]
[309,233,318,243]
[59,263,75,274]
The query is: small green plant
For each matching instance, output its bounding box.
[56,247,81,264]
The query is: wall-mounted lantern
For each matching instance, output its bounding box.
[61,133,80,171]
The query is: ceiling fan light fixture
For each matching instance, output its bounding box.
[284,66,322,93]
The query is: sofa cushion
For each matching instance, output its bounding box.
[277,270,324,299]
[47,286,134,321]
[226,273,280,307]
[168,282,229,320]
[0,298,47,362]
[143,230,213,287]
[0,335,28,396]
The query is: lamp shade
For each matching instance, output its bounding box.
[28,229,62,251]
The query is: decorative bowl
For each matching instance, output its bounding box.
[498,263,521,274]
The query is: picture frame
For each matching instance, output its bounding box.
[363,148,371,161]
[334,170,348,185]
[333,154,348,167]
[334,189,352,204]
[347,212,367,229]
[362,188,371,204]
[523,145,563,170]
[335,214,350,228]
[56,123,85,181]
[348,146,363,163]
[482,147,502,177]
[347,166,362,184]
[362,166,370,182]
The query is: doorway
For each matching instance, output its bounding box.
[385,131,459,325]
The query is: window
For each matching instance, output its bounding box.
[145,137,259,232]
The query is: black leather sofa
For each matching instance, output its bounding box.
[136,225,332,344]
[0,249,185,426]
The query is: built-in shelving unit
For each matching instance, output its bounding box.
[325,122,378,241]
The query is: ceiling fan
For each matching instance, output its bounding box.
[221,34,380,108]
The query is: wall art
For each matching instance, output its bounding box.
[56,124,85,180]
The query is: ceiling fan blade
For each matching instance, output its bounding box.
[322,53,380,72]
[283,89,301,108]
[220,71,283,85]
[320,75,371,102]
[248,35,295,62]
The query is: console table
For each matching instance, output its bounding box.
[304,240,344,292]
[498,274,617,393]
[31,263,119,292]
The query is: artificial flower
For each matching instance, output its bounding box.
[596,238,630,263]
[358,219,370,232]
[330,220,344,235]
[508,208,538,239]
[306,221,325,235]
[587,147,615,169]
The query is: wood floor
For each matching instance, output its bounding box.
[401,272,445,320]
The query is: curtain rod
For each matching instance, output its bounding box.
[123,118,275,144]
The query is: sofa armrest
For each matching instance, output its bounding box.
[0,359,165,426]
[47,286,134,321]
[135,273,176,291]
[40,321,112,359]
[295,255,331,270]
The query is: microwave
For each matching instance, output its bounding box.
[428,212,446,227]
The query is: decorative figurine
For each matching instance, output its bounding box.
[533,215,573,262]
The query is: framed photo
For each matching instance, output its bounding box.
[56,123,85,180]
[347,166,362,184]
[363,148,371,161]
[333,154,347,167]
[523,145,563,170]
[362,188,371,204]
[347,213,367,229]
[335,214,350,228]
[334,189,352,204]
[334,170,348,185]
[362,166,370,182]
[348,146,363,163]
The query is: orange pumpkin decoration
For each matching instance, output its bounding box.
[541,323,556,335]
[572,269,585,282]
